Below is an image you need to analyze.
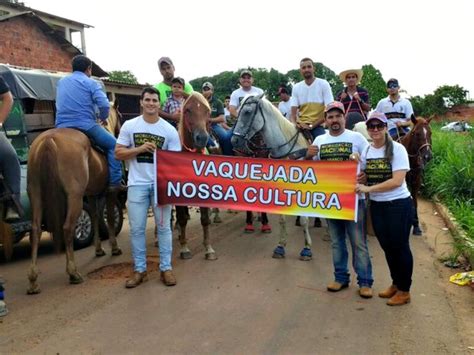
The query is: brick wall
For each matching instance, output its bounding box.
[0,16,74,72]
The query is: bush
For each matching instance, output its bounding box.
[423,123,474,247]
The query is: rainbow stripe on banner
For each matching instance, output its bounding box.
[156,151,358,221]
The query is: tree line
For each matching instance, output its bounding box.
[108,65,469,118]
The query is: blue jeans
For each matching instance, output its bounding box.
[370,197,413,291]
[127,184,173,272]
[310,125,326,140]
[85,125,122,186]
[211,123,234,156]
[327,199,373,287]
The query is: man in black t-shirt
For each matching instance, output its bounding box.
[0,76,23,221]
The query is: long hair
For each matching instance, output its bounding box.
[384,132,394,162]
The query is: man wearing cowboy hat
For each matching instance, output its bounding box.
[336,68,370,129]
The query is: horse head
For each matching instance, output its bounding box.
[179,92,210,152]
[231,94,266,154]
[403,115,433,169]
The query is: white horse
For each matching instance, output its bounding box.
[231,94,313,260]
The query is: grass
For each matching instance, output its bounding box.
[422,122,474,260]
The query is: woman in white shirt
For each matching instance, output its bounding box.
[356,112,414,306]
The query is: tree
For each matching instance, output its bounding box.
[360,64,386,109]
[409,85,468,117]
[433,85,468,108]
[286,62,343,98]
[107,70,139,84]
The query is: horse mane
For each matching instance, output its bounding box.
[258,96,308,147]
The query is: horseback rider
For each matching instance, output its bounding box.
[375,78,414,140]
[55,55,124,192]
[0,76,23,221]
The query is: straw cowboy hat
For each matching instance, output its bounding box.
[339,69,363,83]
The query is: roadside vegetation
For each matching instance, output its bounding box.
[423,122,474,261]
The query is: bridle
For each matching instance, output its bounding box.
[402,122,432,169]
[232,96,302,159]
[180,105,209,154]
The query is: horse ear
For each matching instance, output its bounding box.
[410,114,417,125]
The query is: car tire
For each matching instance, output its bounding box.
[73,202,94,249]
[99,200,124,240]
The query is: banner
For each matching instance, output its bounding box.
[156,151,358,221]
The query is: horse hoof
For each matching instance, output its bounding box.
[272,246,285,259]
[261,224,272,233]
[26,285,41,295]
[244,224,255,233]
[112,247,122,256]
[205,253,218,261]
[299,248,312,261]
[213,216,222,224]
[69,274,84,284]
[413,226,422,236]
[180,251,192,259]
[95,249,106,257]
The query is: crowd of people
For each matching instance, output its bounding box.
[0,55,417,317]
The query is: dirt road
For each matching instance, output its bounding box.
[0,199,472,354]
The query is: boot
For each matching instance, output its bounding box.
[327,281,349,292]
[160,270,177,286]
[387,291,411,306]
[378,285,398,298]
[125,271,148,288]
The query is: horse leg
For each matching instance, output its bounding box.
[260,212,271,233]
[64,195,84,284]
[412,193,422,236]
[212,207,222,223]
[106,191,122,255]
[176,206,192,259]
[299,216,313,261]
[200,207,217,260]
[27,191,42,294]
[244,211,254,233]
[89,196,105,257]
[272,215,287,259]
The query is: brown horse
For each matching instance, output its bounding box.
[175,92,217,260]
[401,115,432,235]
[26,127,122,294]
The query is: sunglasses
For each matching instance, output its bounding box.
[367,123,386,130]
[202,87,211,91]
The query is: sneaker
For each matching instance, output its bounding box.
[125,271,148,288]
[160,270,177,286]
[261,224,272,233]
[5,206,20,222]
[387,291,411,306]
[359,287,373,299]
[327,281,349,292]
[244,224,255,233]
[0,300,7,317]
[378,285,398,298]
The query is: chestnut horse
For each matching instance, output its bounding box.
[401,115,432,235]
[175,92,217,260]
[26,126,122,294]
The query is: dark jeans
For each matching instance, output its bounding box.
[0,132,21,197]
[370,197,414,291]
[310,125,326,140]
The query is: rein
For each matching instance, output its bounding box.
[401,124,432,169]
[232,97,303,159]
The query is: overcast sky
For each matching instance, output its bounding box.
[24,0,473,98]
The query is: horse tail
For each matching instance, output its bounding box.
[39,137,67,251]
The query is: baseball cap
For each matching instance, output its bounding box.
[366,112,388,125]
[240,69,252,77]
[202,81,214,90]
[158,57,173,67]
[171,77,185,86]
[324,101,345,114]
[387,78,399,88]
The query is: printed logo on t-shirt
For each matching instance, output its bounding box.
[133,132,165,163]
[385,111,406,119]
[319,142,353,161]
[366,158,392,185]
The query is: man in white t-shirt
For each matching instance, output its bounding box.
[306,101,374,298]
[375,78,414,139]
[229,69,264,118]
[115,87,181,289]
[290,57,334,140]
[277,86,292,120]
